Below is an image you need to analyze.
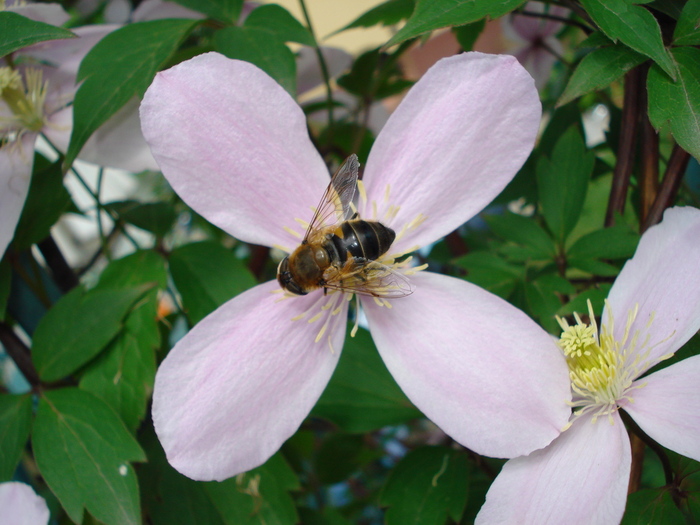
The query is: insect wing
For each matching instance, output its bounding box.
[304,154,359,242]
[323,259,415,298]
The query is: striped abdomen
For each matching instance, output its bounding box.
[328,220,396,264]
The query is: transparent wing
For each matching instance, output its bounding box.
[304,154,359,243]
[322,259,415,298]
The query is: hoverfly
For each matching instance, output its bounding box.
[277,154,413,298]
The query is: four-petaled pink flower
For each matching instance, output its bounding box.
[477,206,700,524]
[140,51,572,481]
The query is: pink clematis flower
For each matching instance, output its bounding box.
[140,51,572,481]
[476,206,700,525]
[0,481,50,525]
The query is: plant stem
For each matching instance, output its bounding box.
[642,144,691,232]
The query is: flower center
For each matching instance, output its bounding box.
[556,300,672,425]
[1,67,49,138]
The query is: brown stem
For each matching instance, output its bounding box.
[605,67,642,227]
[642,144,691,232]
[247,244,270,280]
[37,235,78,293]
[0,322,40,388]
[628,433,645,494]
[445,231,468,257]
[638,68,659,226]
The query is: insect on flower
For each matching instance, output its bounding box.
[277,154,413,298]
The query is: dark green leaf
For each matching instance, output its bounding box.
[13,158,71,250]
[171,0,243,23]
[213,26,296,95]
[380,446,469,525]
[169,241,256,325]
[579,0,676,78]
[622,489,686,525]
[105,200,177,238]
[244,4,315,46]
[453,251,522,299]
[33,388,145,525]
[312,326,421,432]
[524,276,566,332]
[336,48,413,102]
[204,453,299,525]
[66,19,197,168]
[537,126,595,244]
[568,257,621,276]
[647,46,700,162]
[674,0,700,45]
[315,434,366,484]
[386,0,525,46]
[558,44,646,106]
[32,284,151,382]
[557,286,610,317]
[80,251,167,432]
[333,0,415,33]
[484,212,556,259]
[0,394,32,481]
[567,224,640,260]
[0,12,75,58]
[452,19,486,51]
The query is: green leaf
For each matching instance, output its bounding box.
[452,251,522,299]
[105,200,177,238]
[244,4,315,46]
[622,488,686,525]
[204,453,299,525]
[380,446,469,525]
[568,257,620,276]
[312,327,421,433]
[169,241,256,325]
[32,284,151,382]
[65,19,197,168]
[80,251,167,432]
[213,26,296,95]
[0,394,32,481]
[0,258,10,318]
[33,388,145,525]
[13,157,71,250]
[315,434,366,485]
[336,48,413,101]
[647,46,700,162]
[0,12,75,58]
[674,0,700,45]
[557,286,610,317]
[579,0,676,78]
[567,224,640,260]
[558,44,646,106]
[537,126,595,244]
[484,212,556,259]
[386,0,525,47]
[452,19,486,51]
[171,0,243,23]
[333,0,415,33]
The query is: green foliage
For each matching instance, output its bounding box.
[622,489,686,524]
[0,12,74,58]
[334,0,415,33]
[0,394,32,481]
[104,200,177,238]
[674,0,700,45]
[33,388,146,525]
[244,4,315,46]
[171,0,243,23]
[380,447,470,525]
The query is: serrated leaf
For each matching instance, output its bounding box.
[537,126,595,244]
[65,19,198,168]
[484,212,556,259]
[579,0,676,79]
[380,446,469,525]
[558,44,646,106]
[33,388,145,525]
[386,0,525,47]
[13,157,71,250]
[567,224,640,260]
[244,4,315,46]
[0,12,75,58]
[32,284,151,382]
[213,25,296,95]
[674,0,700,45]
[312,327,420,433]
[204,453,299,525]
[647,46,700,162]
[80,251,166,432]
[171,0,243,23]
[0,394,32,481]
[333,0,414,33]
[169,241,256,325]
[104,200,177,238]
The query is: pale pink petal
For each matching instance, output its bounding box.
[603,207,700,367]
[153,280,346,480]
[7,2,70,26]
[0,135,36,259]
[363,272,571,458]
[140,52,330,250]
[476,412,630,525]
[0,482,50,525]
[361,53,541,254]
[132,0,205,21]
[624,355,700,462]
